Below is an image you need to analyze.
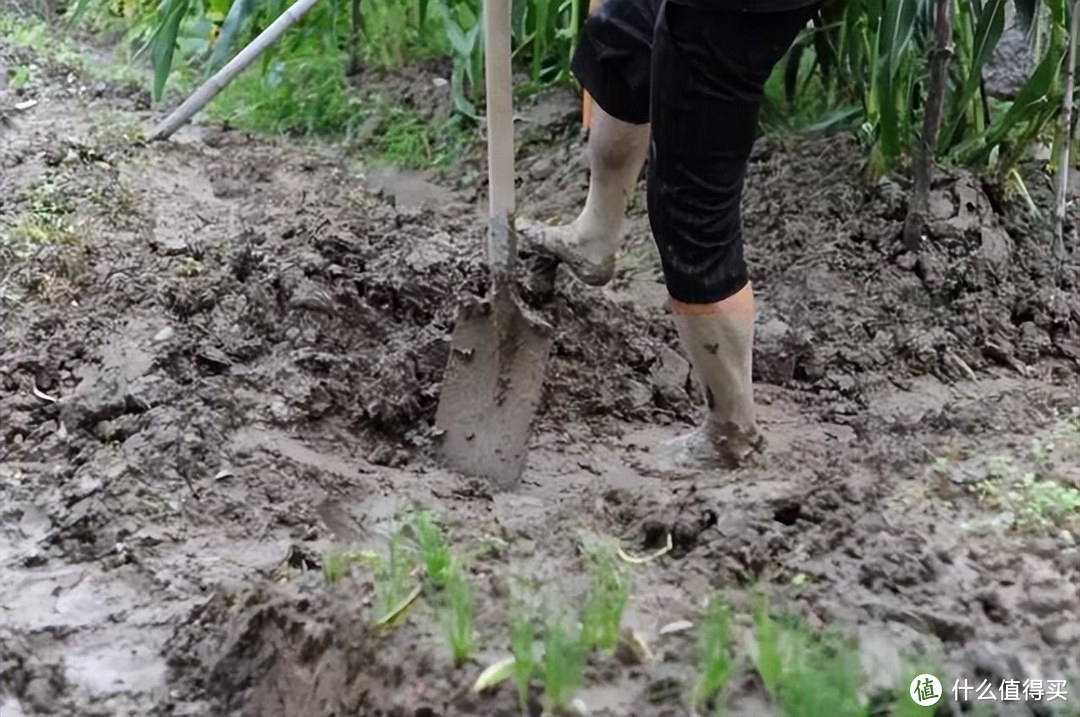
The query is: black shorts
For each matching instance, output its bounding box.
[572,0,820,303]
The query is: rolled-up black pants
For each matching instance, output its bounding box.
[572,0,819,303]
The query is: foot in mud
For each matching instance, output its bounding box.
[517,216,616,286]
[635,421,766,479]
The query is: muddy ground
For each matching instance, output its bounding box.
[2,20,1080,717]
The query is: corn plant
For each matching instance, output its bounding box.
[578,542,630,654]
[776,0,1073,184]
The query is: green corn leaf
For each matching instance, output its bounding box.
[943,0,1008,152]
[532,0,549,84]
[875,0,926,166]
[150,0,191,102]
[954,26,1065,165]
[783,31,812,108]
[207,0,254,71]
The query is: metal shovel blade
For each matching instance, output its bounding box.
[435,229,553,490]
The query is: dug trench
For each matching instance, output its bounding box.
[1,33,1079,717]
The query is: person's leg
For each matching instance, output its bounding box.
[518,0,657,286]
[647,1,819,470]
[520,105,649,285]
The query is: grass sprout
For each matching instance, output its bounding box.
[410,509,453,588]
[693,596,736,715]
[752,598,867,717]
[579,541,630,654]
[441,564,476,667]
[510,603,537,710]
[542,612,586,713]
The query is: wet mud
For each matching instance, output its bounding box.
[2,30,1079,717]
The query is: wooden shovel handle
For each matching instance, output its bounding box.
[484,0,514,222]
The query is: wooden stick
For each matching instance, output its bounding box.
[1054,0,1079,260]
[902,0,953,252]
[149,0,322,141]
[581,0,601,132]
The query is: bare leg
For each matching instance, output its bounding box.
[519,103,649,285]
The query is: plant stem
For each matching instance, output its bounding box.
[903,0,954,252]
[1054,0,1079,262]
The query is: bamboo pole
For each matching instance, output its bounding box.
[149,0,322,141]
[1053,0,1079,261]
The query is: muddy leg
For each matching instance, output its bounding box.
[652,285,764,471]
[519,104,649,286]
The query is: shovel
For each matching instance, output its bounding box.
[433,0,554,490]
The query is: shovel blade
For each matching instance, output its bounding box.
[435,292,553,490]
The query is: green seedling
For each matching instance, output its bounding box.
[752,598,867,717]
[579,542,630,653]
[441,565,476,667]
[542,613,586,713]
[410,510,453,588]
[510,603,537,710]
[374,529,417,621]
[692,596,736,715]
[322,548,379,584]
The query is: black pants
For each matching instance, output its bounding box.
[572,0,819,303]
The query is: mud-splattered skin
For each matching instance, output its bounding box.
[2,29,1079,717]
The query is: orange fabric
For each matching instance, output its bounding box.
[582,0,602,131]
[669,282,754,317]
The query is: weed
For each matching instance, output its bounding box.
[541,612,586,713]
[973,472,1080,532]
[692,596,735,715]
[0,177,86,306]
[753,599,867,717]
[9,65,32,90]
[370,107,473,169]
[0,11,136,85]
[441,565,476,667]
[579,541,630,654]
[207,45,366,137]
